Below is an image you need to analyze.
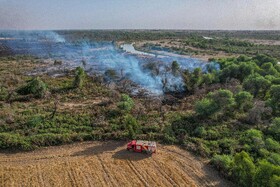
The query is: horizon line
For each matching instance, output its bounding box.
[1,29,280,32]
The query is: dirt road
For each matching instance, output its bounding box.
[0,141,232,187]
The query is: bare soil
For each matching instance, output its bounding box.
[0,141,232,187]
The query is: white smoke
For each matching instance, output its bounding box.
[0,31,219,95]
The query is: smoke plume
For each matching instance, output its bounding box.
[0,31,218,94]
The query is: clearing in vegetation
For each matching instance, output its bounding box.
[0,141,232,187]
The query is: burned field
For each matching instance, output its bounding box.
[0,31,215,95]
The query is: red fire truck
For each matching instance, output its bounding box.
[127,140,157,154]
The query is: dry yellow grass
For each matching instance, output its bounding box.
[0,141,232,187]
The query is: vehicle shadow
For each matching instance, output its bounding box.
[71,141,123,157]
[112,149,152,161]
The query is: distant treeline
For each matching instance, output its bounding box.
[56,30,280,42]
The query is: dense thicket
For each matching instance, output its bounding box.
[171,54,280,186]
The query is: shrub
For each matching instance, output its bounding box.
[205,129,220,140]
[0,133,33,150]
[0,86,8,101]
[268,153,280,166]
[242,129,264,154]
[117,94,134,113]
[253,54,278,66]
[235,91,253,112]
[232,151,256,187]
[30,133,72,146]
[25,116,43,128]
[265,138,280,152]
[219,64,240,82]
[267,85,280,115]
[182,68,203,93]
[193,126,207,138]
[243,74,271,98]
[195,89,235,118]
[254,159,280,187]
[17,77,48,98]
[202,73,216,85]
[171,61,180,76]
[211,154,233,176]
[260,62,279,76]
[163,124,177,144]
[270,85,280,102]
[123,114,139,139]
[207,89,235,110]
[73,67,86,88]
[268,118,280,141]
[195,98,219,117]
[270,175,280,187]
[218,138,237,154]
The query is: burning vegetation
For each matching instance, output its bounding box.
[0,30,280,186]
[0,31,219,95]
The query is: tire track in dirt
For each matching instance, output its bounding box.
[152,158,180,186]
[65,161,78,186]
[104,159,132,186]
[0,141,233,187]
[166,150,211,186]
[164,147,224,187]
[85,159,105,187]
[97,155,118,187]
[80,160,95,187]
[126,160,150,187]
[132,159,161,186]
[36,165,45,187]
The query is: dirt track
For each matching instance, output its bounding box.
[0,141,232,187]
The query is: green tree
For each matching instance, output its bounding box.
[237,55,251,62]
[219,64,240,82]
[117,94,134,113]
[182,68,203,93]
[193,126,207,138]
[17,77,48,98]
[211,154,233,176]
[73,67,86,88]
[270,175,280,187]
[124,114,139,139]
[195,98,219,117]
[268,118,280,141]
[195,89,235,117]
[171,61,180,76]
[265,138,280,152]
[268,85,280,115]
[260,62,279,76]
[268,153,280,166]
[243,74,271,98]
[254,159,280,187]
[202,73,216,85]
[275,65,280,73]
[253,54,278,66]
[207,89,235,110]
[242,129,264,154]
[232,151,256,187]
[239,62,257,81]
[235,91,253,112]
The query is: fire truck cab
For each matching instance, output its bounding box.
[127,140,157,154]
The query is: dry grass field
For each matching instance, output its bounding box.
[0,141,232,187]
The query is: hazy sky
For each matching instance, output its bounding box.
[0,0,279,30]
